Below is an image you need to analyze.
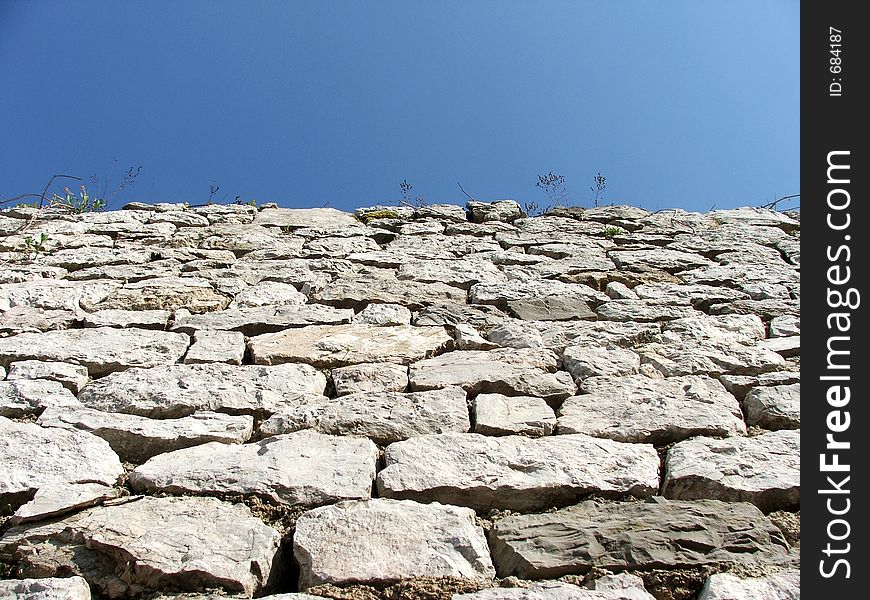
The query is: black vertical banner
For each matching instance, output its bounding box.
[802,2,867,596]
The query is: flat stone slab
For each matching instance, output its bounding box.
[558,375,746,444]
[254,207,359,229]
[352,302,413,325]
[662,429,800,512]
[38,406,253,463]
[130,430,378,507]
[488,497,789,578]
[173,304,354,336]
[377,433,659,511]
[454,580,655,599]
[0,496,281,598]
[249,324,452,368]
[473,393,556,437]
[506,296,596,321]
[81,308,171,329]
[562,345,640,381]
[183,329,246,364]
[331,362,409,396]
[0,327,190,377]
[470,280,608,309]
[78,363,326,418]
[293,499,495,589]
[0,577,92,600]
[311,272,468,311]
[0,379,81,418]
[259,387,469,445]
[0,279,120,312]
[229,280,308,308]
[0,417,123,512]
[608,248,713,273]
[743,383,800,430]
[757,335,800,358]
[10,482,120,526]
[409,348,576,403]
[82,276,230,313]
[698,569,799,600]
[0,306,77,335]
[595,299,697,322]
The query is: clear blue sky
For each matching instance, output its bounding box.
[1,1,799,213]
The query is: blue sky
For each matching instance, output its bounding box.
[0,1,799,213]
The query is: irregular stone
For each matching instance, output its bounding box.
[311,270,467,310]
[0,328,190,376]
[0,279,120,311]
[11,483,120,526]
[355,204,416,221]
[769,315,800,338]
[595,299,697,322]
[467,200,523,223]
[409,348,576,403]
[698,569,800,600]
[0,496,281,598]
[663,430,800,512]
[38,406,253,463]
[229,281,308,308]
[352,302,413,325]
[254,207,359,229]
[506,296,596,321]
[259,387,470,445]
[609,248,712,273]
[130,431,378,506]
[397,259,507,289]
[83,276,230,313]
[470,280,608,309]
[0,577,92,600]
[347,249,417,268]
[488,497,789,578]
[249,324,452,368]
[0,417,123,511]
[65,259,183,282]
[78,362,326,418]
[604,281,637,300]
[558,375,746,444]
[148,210,211,227]
[192,203,258,224]
[561,345,640,381]
[454,580,655,599]
[758,335,800,358]
[414,302,509,329]
[708,298,800,320]
[40,246,152,270]
[183,329,245,365]
[0,264,68,285]
[398,220,446,235]
[0,306,77,335]
[5,360,89,393]
[452,323,499,350]
[0,379,81,418]
[199,225,301,256]
[415,203,468,222]
[303,235,381,258]
[377,433,659,511]
[81,308,171,329]
[486,321,546,349]
[708,207,799,230]
[294,499,495,588]
[632,282,749,308]
[743,383,800,430]
[331,362,408,396]
[718,371,800,401]
[173,304,354,336]
[473,393,556,437]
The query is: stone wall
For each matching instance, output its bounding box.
[0,201,800,599]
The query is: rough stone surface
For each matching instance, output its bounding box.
[663,429,800,513]
[409,348,576,403]
[0,496,281,598]
[0,577,93,600]
[249,324,452,367]
[488,497,789,578]
[78,363,326,418]
[293,499,495,588]
[0,204,801,597]
[183,329,246,364]
[259,387,470,444]
[0,379,81,418]
[0,417,123,512]
[38,406,253,463]
[377,433,660,511]
[454,581,655,599]
[698,569,800,600]
[331,361,409,396]
[743,383,800,430]
[558,375,746,444]
[130,430,378,506]
[0,327,190,376]
[473,393,556,437]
